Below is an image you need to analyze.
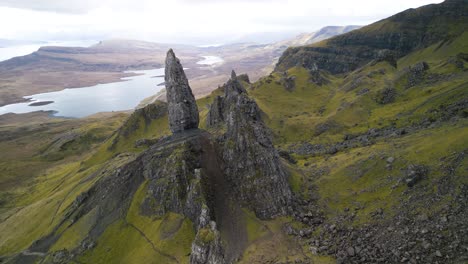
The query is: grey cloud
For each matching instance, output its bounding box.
[0,0,96,13]
[0,0,278,13]
[179,0,274,2]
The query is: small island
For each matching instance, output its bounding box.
[28,101,54,106]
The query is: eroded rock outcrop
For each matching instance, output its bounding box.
[138,130,226,264]
[165,49,199,133]
[190,206,224,264]
[405,61,430,88]
[206,96,224,127]
[308,63,330,86]
[17,52,291,264]
[139,131,206,224]
[207,70,292,219]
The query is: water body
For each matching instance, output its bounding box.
[0,68,165,118]
[196,55,224,65]
[0,40,97,62]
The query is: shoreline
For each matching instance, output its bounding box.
[0,70,147,107]
[0,68,165,119]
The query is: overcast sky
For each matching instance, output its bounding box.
[0,0,444,45]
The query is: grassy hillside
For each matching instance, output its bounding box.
[0,106,175,261]
[0,1,466,263]
[241,27,468,262]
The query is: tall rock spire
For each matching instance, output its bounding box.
[165,49,199,133]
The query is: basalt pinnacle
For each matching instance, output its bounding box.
[207,71,292,219]
[165,49,199,133]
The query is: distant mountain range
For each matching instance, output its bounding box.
[0,25,361,107]
[273,25,361,47]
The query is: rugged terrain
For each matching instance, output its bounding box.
[0,49,295,264]
[0,0,467,263]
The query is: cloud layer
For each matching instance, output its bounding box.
[0,0,444,45]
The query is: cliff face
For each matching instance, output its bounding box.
[275,0,468,74]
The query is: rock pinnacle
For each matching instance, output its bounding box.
[165,49,199,133]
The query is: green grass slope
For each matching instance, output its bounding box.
[239,27,467,262]
[0,104,182,263]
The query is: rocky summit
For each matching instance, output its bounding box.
[165,49,199,133]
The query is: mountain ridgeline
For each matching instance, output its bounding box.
[0,0,467,263]
[276,0,468,74]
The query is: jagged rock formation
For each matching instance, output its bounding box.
[404,61,430,88]
[165,49,199,133]
[139,130,206,224]
[145,60,291,261]
[9,51,292,264]
[190,207,224,264]
[207,70,292,219]
[308,63,329,86]
[138,129,226,264]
